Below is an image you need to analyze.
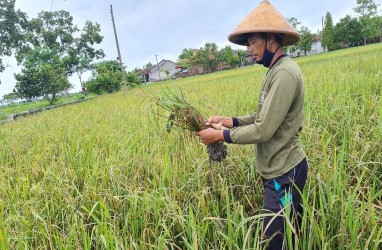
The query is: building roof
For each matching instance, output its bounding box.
[150,59,176,72]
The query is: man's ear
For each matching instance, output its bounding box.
[267,33,276,44]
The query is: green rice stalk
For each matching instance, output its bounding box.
[154,86,227,163]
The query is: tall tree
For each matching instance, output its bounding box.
[17,10,104,80]
[334,15,363,47]
[354,0,379,17]
[354,0,380,45]
[17,10,77,63]
[0,0,27,73]
[323,12,335,51]
[197,42,219,72]
[377,15,382,42]
[66,21,105,86]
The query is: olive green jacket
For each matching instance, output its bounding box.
[223,56,306,179]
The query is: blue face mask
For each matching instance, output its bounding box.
[258,48,275,68]
[258,36,281,68]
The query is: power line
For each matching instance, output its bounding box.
[111,4,155,54]
[103,0,160,64]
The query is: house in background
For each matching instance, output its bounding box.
[173,65,205,79]
[141,59,208,82]
[310,34,325,54]
[289,34,325,57]
[147,60,179,82]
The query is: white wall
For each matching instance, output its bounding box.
[149,61,179,82]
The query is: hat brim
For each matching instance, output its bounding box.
[228,29,300,47]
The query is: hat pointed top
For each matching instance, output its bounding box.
[228,0,300,46]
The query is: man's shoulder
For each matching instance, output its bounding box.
[274,57,301,76]
[279,56,300,68]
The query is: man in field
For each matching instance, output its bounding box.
[196,0,308,249]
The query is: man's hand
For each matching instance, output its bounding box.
[206,116,234,128]
[195,128,224,145]
[206,116,224,126]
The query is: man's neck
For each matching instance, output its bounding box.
[269,49,285,68]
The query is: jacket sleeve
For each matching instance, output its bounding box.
[225,69,297,144]
[235,113,256,126]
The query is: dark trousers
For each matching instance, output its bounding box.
[261,158,308,250]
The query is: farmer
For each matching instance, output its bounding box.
[196,0,308,249]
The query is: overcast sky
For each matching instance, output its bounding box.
[0,0,377,97]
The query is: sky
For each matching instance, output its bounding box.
[0,0,376,97]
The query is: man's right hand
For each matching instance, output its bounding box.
[206,116,234,128]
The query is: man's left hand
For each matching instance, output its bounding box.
[195,128,224,145]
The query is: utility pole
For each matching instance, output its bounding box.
[155,54,161,81]
[110,4,127,90]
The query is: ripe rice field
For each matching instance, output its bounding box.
[0,43,381,249]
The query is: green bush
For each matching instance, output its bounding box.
[85,62,122,94]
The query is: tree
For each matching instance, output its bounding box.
[296,26,314,55]
[17,10,77,64]
[217,46,240,69]
[334,15,363,47]
[85,60,122,94]
[179,43,219,72]
[3,92,18,100]
[354,0,379,16]
[66,21,105,86]
[143,62,153,69]
[177,48,197,68]
[288,17,301,29]
[15,47,72,104]
[285,17,314,56]
[226,46,240,68]
[323,12,335,51]
[377,15,382,42]
[178,48,195,60]
[237,49,247,66]
[354,0,380,45]
[16,10,104,81]
[286,17,301,54]
[2,91,19,101]
[177,43,237,71]
[0,0,27,73]
[369,14,382,43]
[199,42,219,72]
[216,48,226,69]
[126,67,142,85]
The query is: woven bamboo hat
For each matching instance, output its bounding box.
[228,0,300,46]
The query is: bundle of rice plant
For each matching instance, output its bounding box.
[154,86,227,163]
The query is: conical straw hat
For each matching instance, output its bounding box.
[228,0,300,46]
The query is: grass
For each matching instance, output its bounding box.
[0,43,381,249]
